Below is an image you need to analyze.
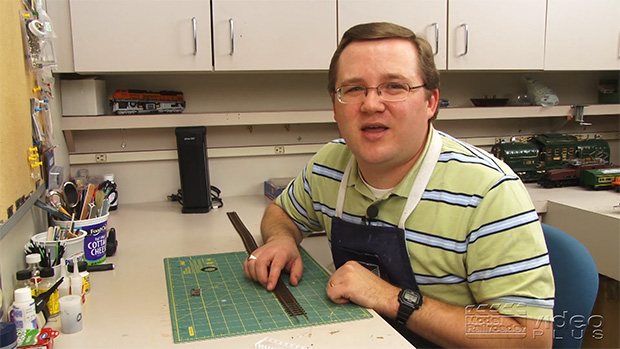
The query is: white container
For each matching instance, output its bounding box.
[58,295,82,334]
[8,288,37,330]
[60,78,107,116]
[31,230,86,262]
[53,214,109,265]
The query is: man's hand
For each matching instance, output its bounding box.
[326,260,400,318]
[243,235,303,291]
[249,201,305,291]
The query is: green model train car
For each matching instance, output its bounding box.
[579,168,620,190]
[491,141,541,181]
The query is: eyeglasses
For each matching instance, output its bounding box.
[335,82,426,104]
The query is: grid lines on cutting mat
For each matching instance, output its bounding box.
[164,248,372,343]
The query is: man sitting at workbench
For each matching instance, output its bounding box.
[243,22,554,348]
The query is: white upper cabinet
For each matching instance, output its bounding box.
[212,0,337,71]
[545,0,620,70]
[447,0,546,70]
[338,0,447,70]
[69,0,212,72]
[47,0,74,73]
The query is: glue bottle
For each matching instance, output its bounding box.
[57,259,70,298]
[25,254,41,296]
[69,258,84,304]
[9,287,37,330]
[68,261,90,295]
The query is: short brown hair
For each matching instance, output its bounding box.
[327,22,440,118]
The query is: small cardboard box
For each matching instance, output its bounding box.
[264,177,293,200]
[60,78,107,115]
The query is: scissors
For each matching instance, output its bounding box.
[48,181,80,214]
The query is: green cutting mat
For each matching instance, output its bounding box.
[164,248,372,343]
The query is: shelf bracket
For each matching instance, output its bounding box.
[571,104,592,126]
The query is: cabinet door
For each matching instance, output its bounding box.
[545,0,620,70]
[212,0,336,71]
[69,0,212,72]
[47,0,74,73]
[338,0,447,70]
[447,0,546,70]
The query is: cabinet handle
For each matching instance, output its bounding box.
[192,17,197,56]
[229,18,235,56]
[459,23,469,56]
[431,22,439,56]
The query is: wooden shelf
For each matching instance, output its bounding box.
[61,104,619,131]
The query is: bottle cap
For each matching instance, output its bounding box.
[26,254,41,264]
[40,267,54,278]
[0,322,17,347]
[68,261,88,273]
[16,269,31,281]
[103,173,114,182]
[14,287,33,303]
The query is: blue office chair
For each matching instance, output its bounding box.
[541,223,599,349]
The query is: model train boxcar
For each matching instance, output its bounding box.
[580,168,620,190]
[110,89,185,115]
[612,176,620,192]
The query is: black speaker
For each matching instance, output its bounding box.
[175,126,211,213]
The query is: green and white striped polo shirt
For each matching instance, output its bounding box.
[277,126,554,321]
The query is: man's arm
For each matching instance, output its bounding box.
[243,201,304,291]
[326,261,553,348]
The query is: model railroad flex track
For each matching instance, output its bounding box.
[226,211,308,322]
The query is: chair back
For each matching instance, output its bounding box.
[542,223,599,348]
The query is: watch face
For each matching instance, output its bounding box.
[402,289,421,304]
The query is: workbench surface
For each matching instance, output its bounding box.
[48,196,414,348]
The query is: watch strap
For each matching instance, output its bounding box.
[396,289,422,325]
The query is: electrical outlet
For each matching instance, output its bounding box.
[274,146,285,154]
[95,154,107,163]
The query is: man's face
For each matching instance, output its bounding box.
[332,38,438,177]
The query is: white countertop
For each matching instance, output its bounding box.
[525,183,620,218]
[47,196,414,348]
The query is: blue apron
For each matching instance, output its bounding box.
[330,129,442,292]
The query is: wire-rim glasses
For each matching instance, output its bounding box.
[335,82,426,104]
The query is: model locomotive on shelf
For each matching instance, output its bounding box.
[491,133,614,189]
[110,89,185,115]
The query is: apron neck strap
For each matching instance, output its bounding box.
[336,156,355,218]
[398,129,442,228]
